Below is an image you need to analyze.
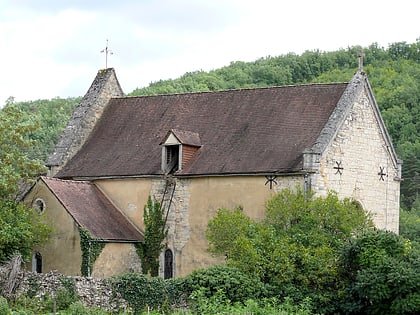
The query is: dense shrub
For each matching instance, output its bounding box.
[110,273,166,313]
[182,265,264,304]
[339,229,420,314]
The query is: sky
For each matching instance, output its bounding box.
[0,0,418,104]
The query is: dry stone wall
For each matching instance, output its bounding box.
[4,270,129,312]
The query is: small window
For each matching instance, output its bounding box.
[32,198,46,214]
[166,145,179,173]
[164,249,174,279]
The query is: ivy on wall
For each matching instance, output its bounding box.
[79,228,105,276]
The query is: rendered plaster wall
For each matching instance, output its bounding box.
[95,178,152,232]
[24,181,83,275]
[312,86,400,232]
[96,175,303,278]
[92,243,142,278]
[153,175,304,277]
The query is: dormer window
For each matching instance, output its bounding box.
[160,129,201,174]
[165,145,180,173]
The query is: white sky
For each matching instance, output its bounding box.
[0,0,418,104]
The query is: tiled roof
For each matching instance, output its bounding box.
[41,177,143,241]
[57,83,348,178]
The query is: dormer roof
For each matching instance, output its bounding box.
[160,129,201,147]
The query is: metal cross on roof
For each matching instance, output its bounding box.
[100,39,113,68]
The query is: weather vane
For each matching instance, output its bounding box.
[100,39,113,68]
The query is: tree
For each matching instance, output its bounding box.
[0,104,46,200]
[339,229,420,314]
[0,103,51,262]
[137,196,168,276]
[207,188,373,313]
[400,201,420,243]
[0,199,50,263]
[206,207,253,258]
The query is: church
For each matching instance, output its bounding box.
[24,67,401,278]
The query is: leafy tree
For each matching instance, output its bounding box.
[207,188,373,313]
[339,229,420,314]
[0,199,50,263]
[400,201,420,243]
[8,97,80,162]
[0,102,51,263]
[0,103,46,200]
[206,207,253,258]
[137,196,168,276]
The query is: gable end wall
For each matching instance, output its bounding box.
[47,69,124,176]
[312,86,400,232]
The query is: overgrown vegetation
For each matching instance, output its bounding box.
[79,228,106,276]
[136,196,168,277]
[2,190,417,314]
[0,200,50,263]
[5,275,80,314]
[206,189,375,314]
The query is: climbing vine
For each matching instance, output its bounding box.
[79,228,105,276]
[136,196,168,277]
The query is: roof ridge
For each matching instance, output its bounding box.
[120,81,349,99]
[42,176,91,185]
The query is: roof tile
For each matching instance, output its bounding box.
[57,83,348,178]
[42,177,143,241]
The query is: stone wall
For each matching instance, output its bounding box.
[312,84,401,232]
[47,68,124,176]
[4,269,129,312]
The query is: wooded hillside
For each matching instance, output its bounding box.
[3,40,419,210]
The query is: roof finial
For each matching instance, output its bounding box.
[357,51,364,73]
[100,39,113,69]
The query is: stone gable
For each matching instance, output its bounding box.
[313,84,400,232]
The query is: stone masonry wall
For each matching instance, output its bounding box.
[47,68,124,176]
[312,85,400,232]
[149,178,191,278]
[1,268,129,312]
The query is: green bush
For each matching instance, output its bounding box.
[182,265,264,304]
[165,277,187,309]
[54,276,79,310]
[110,273,166,313]
[0,296,9,315]
[339,229,420,314]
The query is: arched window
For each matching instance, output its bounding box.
[164,249,173,279]
[32,252,42,273]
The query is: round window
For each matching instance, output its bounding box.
[33,198,46,214]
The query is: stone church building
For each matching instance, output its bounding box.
[24,68,401,278]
